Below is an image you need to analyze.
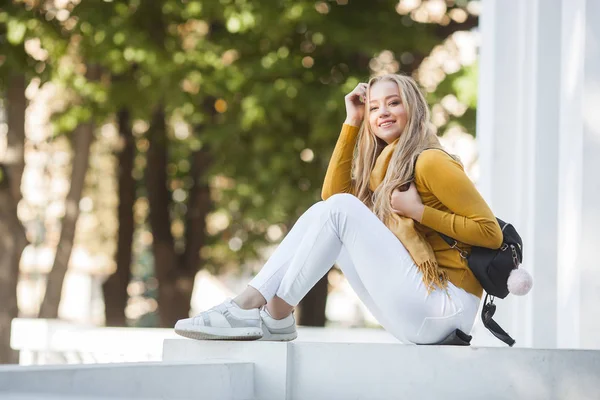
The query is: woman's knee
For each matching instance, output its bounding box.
[324,193,364,212]
[309,200,327,209]
[304,200,328,217]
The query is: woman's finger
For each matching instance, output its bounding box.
[355,84,367,103]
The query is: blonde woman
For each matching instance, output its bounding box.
[174,74,502,344]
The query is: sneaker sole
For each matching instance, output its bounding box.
[175,326,263,341]
[259,331,298,342]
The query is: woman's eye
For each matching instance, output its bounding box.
[370,107,378,111]
[389,101,400,106]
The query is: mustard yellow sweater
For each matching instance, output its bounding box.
[321,124,503,298]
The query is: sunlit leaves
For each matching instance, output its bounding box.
[183,1,203,19]
[224,9,255,33]
[7,19,27,44]
[451,63,477,108]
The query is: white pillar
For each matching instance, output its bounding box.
[557,0,600,349]
[477,0,563,348]
[475,0,519,348]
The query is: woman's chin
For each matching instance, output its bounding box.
[376,130,402,144]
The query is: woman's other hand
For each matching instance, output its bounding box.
[390,183,425,222]
[344,82,368,127]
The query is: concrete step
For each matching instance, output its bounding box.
[0,395,130,400]
[0,361,254,400]
[10,318,178,364]
[163,337,600,400]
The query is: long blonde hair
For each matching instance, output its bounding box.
[352,74,454,222]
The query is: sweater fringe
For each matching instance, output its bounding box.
[417,259,449,293]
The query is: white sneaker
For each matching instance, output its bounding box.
[174,299,263,340]
[258,308,298,342]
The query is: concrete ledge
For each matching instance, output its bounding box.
[164,340,289,400]
[9,318,397,365]
[0,362,254,400]
[11,318,177,364]
[163,338,600,400]
[291,343,600,400]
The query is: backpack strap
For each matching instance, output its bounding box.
[437,232,469,259]
[438,237,516,346]
[481,294,516,347]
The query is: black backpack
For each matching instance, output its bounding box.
[438,218,524,346]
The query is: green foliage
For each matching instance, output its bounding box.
[1,0,479,298]
[428,63,478,135]
[0,2,67,88]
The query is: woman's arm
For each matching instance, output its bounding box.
[415,149,503,249]
[321,124,359,200]
[322,83,368,200]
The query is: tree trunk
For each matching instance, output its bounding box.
[164,146,213,324]
[38,66,100,319]
[147,101,215,327]
[141,5,182,328]
[102,108,135,326]
[145,106,179,328]
[0,168,27,364]
[0,74,28,364]
[5,76,26,202]
[297,273,329,327]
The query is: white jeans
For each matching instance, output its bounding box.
[248,193,480,344]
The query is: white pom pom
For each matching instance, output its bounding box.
[507,268,533,296]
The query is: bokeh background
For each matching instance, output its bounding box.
[0,0,482,363]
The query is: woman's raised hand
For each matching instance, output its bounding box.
[344,82,368,127]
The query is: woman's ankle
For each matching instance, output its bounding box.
[232,297,260,310]
[265,296,294,320]
[264,306,292,321]
[233,286,267,310]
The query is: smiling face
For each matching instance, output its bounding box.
[368,80,408,144]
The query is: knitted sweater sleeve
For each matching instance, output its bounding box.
[415,149,503,249]
[321,124,360,200]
